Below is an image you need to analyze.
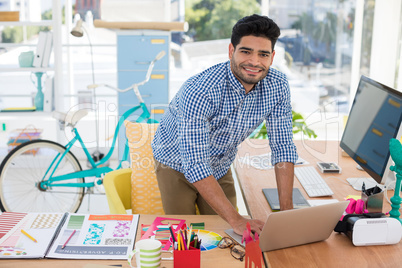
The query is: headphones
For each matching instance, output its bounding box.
[346,198,368,214]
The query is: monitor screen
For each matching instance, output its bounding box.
[340,76,402,183]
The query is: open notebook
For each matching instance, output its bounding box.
[0,212,139,259]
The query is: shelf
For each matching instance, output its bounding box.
[0,43,37,48]
[0,67,54,72]
[0,111,54,118]
[0,20,53,27]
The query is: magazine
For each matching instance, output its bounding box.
[0,212,139,259]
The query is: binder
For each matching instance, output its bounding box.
[42,31,53,68]
[33,31,47,67]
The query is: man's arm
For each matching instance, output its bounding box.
[275,162,295,210]
[193,175,265,235]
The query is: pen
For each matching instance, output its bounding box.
[190,231,194,245]
[62,229,76,249]
[21,229,37,243]
[168,225,176,243]
[193,234,198,248]
[187,226,192,246]
[184,228,188,244]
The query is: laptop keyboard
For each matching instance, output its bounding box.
[294,166,334,197]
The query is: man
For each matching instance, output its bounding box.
[151,14,298,235]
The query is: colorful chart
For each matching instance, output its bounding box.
[194,229,222,251]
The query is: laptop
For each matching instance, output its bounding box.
[225,201,349,251]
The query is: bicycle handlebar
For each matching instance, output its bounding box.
[87,51,166,100]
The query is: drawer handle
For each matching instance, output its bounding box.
[152,109,165,114]
[151,74,165,79]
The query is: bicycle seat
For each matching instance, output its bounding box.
[52,109,89,126]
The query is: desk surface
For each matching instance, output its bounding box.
[0,215,243,268]
[234,139,402,268]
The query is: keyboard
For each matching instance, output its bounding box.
[294,166,334,197]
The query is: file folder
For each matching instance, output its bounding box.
[42,31,53,68]
[33,31,47,67]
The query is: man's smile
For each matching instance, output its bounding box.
[242,65,264,74]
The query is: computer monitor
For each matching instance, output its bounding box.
[340,76,402,185]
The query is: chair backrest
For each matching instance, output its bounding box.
[125,121,164,214]
[103,168,132,214]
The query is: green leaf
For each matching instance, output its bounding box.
[249,111,317,140]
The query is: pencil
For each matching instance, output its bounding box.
[177,232,182,250]
[181,230,188,250]
[21,229,37,243]
[62,230,76,249]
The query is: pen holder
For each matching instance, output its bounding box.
[173,246,200,268]
[361,187,384,213]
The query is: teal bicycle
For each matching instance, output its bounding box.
[0,51,165,213]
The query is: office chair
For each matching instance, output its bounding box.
[103,168,133,214]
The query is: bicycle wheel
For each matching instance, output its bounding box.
[0,140,85,212]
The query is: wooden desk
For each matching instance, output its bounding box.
[234,139,402,268]
[1,215,243,268]
[135,215,243,268]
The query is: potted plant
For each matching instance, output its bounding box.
[249,111,317,139]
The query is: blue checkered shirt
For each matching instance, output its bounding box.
[152,61,298,183]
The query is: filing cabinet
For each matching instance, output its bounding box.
[117,30,170,159]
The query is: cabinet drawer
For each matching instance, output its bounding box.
[117,35,169,70]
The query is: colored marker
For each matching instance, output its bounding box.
[62,230,76,249]
[21,229,37,243]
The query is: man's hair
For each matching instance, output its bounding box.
[231,14,281,51]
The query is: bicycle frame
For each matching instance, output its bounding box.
[39,102,157,190]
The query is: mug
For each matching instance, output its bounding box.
[128,239,162,268]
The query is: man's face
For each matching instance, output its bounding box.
[229,35,275,90]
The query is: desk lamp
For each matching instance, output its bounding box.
[389,138,402,224]
[71,19,102,162]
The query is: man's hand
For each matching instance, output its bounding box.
[275,162,295,211]
[193,175,264,235]
[232,217,265,235]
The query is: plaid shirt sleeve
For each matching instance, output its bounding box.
[176,82,214,183]
[266,78,298,165]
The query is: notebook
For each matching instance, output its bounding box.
[262,188,310,211]
[225,201,349,251]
